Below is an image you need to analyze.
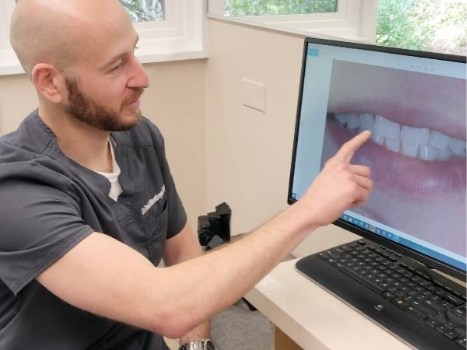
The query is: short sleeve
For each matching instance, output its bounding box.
[0,178,93,295]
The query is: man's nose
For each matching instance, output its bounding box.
[128,56,150,89]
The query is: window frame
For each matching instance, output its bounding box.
[208,0,378,43]
[0,0,207,76]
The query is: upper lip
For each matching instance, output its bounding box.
[126,90,144,105]
[328,99,466,141]
[127,98,139,105]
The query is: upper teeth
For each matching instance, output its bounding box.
[334,113,466,161]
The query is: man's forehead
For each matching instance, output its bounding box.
[70,9,136,63]
[99,32,140,70]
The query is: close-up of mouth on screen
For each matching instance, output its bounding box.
[322,60,466,258]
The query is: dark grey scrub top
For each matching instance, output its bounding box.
[0,111,187,349]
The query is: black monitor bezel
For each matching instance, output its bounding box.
[288,37,467,282]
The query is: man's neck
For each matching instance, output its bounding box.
[38,106,113,173]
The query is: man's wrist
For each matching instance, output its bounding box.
[178,339,216,350]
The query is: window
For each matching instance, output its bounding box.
[0,0,17,75]
[376,0,466,55]
[119,0,166,22]
[208,0,379,43]
[0,0,207,76]
[225,0,338,16]
[210,0,466,56]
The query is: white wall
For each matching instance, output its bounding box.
[204,19,352,254]
[0,73,38,133]
[141,61,207,231]
[205,19,304,233]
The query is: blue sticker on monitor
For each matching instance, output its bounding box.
[307,48,320,57]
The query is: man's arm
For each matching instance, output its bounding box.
[163,224,211,345]
[37,131,372,339]
[163,224,204,267]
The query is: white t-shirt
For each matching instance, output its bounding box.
[96,141,123,201]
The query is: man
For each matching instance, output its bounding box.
[0,0,373,349]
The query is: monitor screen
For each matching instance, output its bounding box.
[289,38,466,280]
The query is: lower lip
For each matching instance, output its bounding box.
[325,121,466,198]
[126,99,141,111]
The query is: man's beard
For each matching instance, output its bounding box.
[64,77,143,132]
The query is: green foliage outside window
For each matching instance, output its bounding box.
[228,0,466,55]
[119,0,165,22]
[377,0,466,55]
[226,0,337,16]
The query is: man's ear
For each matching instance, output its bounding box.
[31,63,66,104]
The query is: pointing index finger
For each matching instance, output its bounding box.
[335,130,372,163]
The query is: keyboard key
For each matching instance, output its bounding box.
[410,301,438,317]
[443,329,459,340]
[424,299,452,313]
[406,305,428,320]
[456,337,466,347]
[335,263,385,294]
[445,293,465,306]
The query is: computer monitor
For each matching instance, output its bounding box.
[289,37,466,281]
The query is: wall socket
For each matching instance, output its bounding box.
[242,78,266,113]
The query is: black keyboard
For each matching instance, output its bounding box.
[296,239,466,350]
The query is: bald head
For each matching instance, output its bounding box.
[10,0,132,77]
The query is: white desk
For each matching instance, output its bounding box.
[245,226,414,350]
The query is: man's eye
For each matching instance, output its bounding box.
[110,62,123,72]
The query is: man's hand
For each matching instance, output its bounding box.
[299,130,373,227]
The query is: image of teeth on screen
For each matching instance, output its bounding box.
[322,60,466,257]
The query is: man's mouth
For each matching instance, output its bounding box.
[330,112,466,162]
[124,91,144,112]
[125,88,145,106]
[127,99,141,109]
